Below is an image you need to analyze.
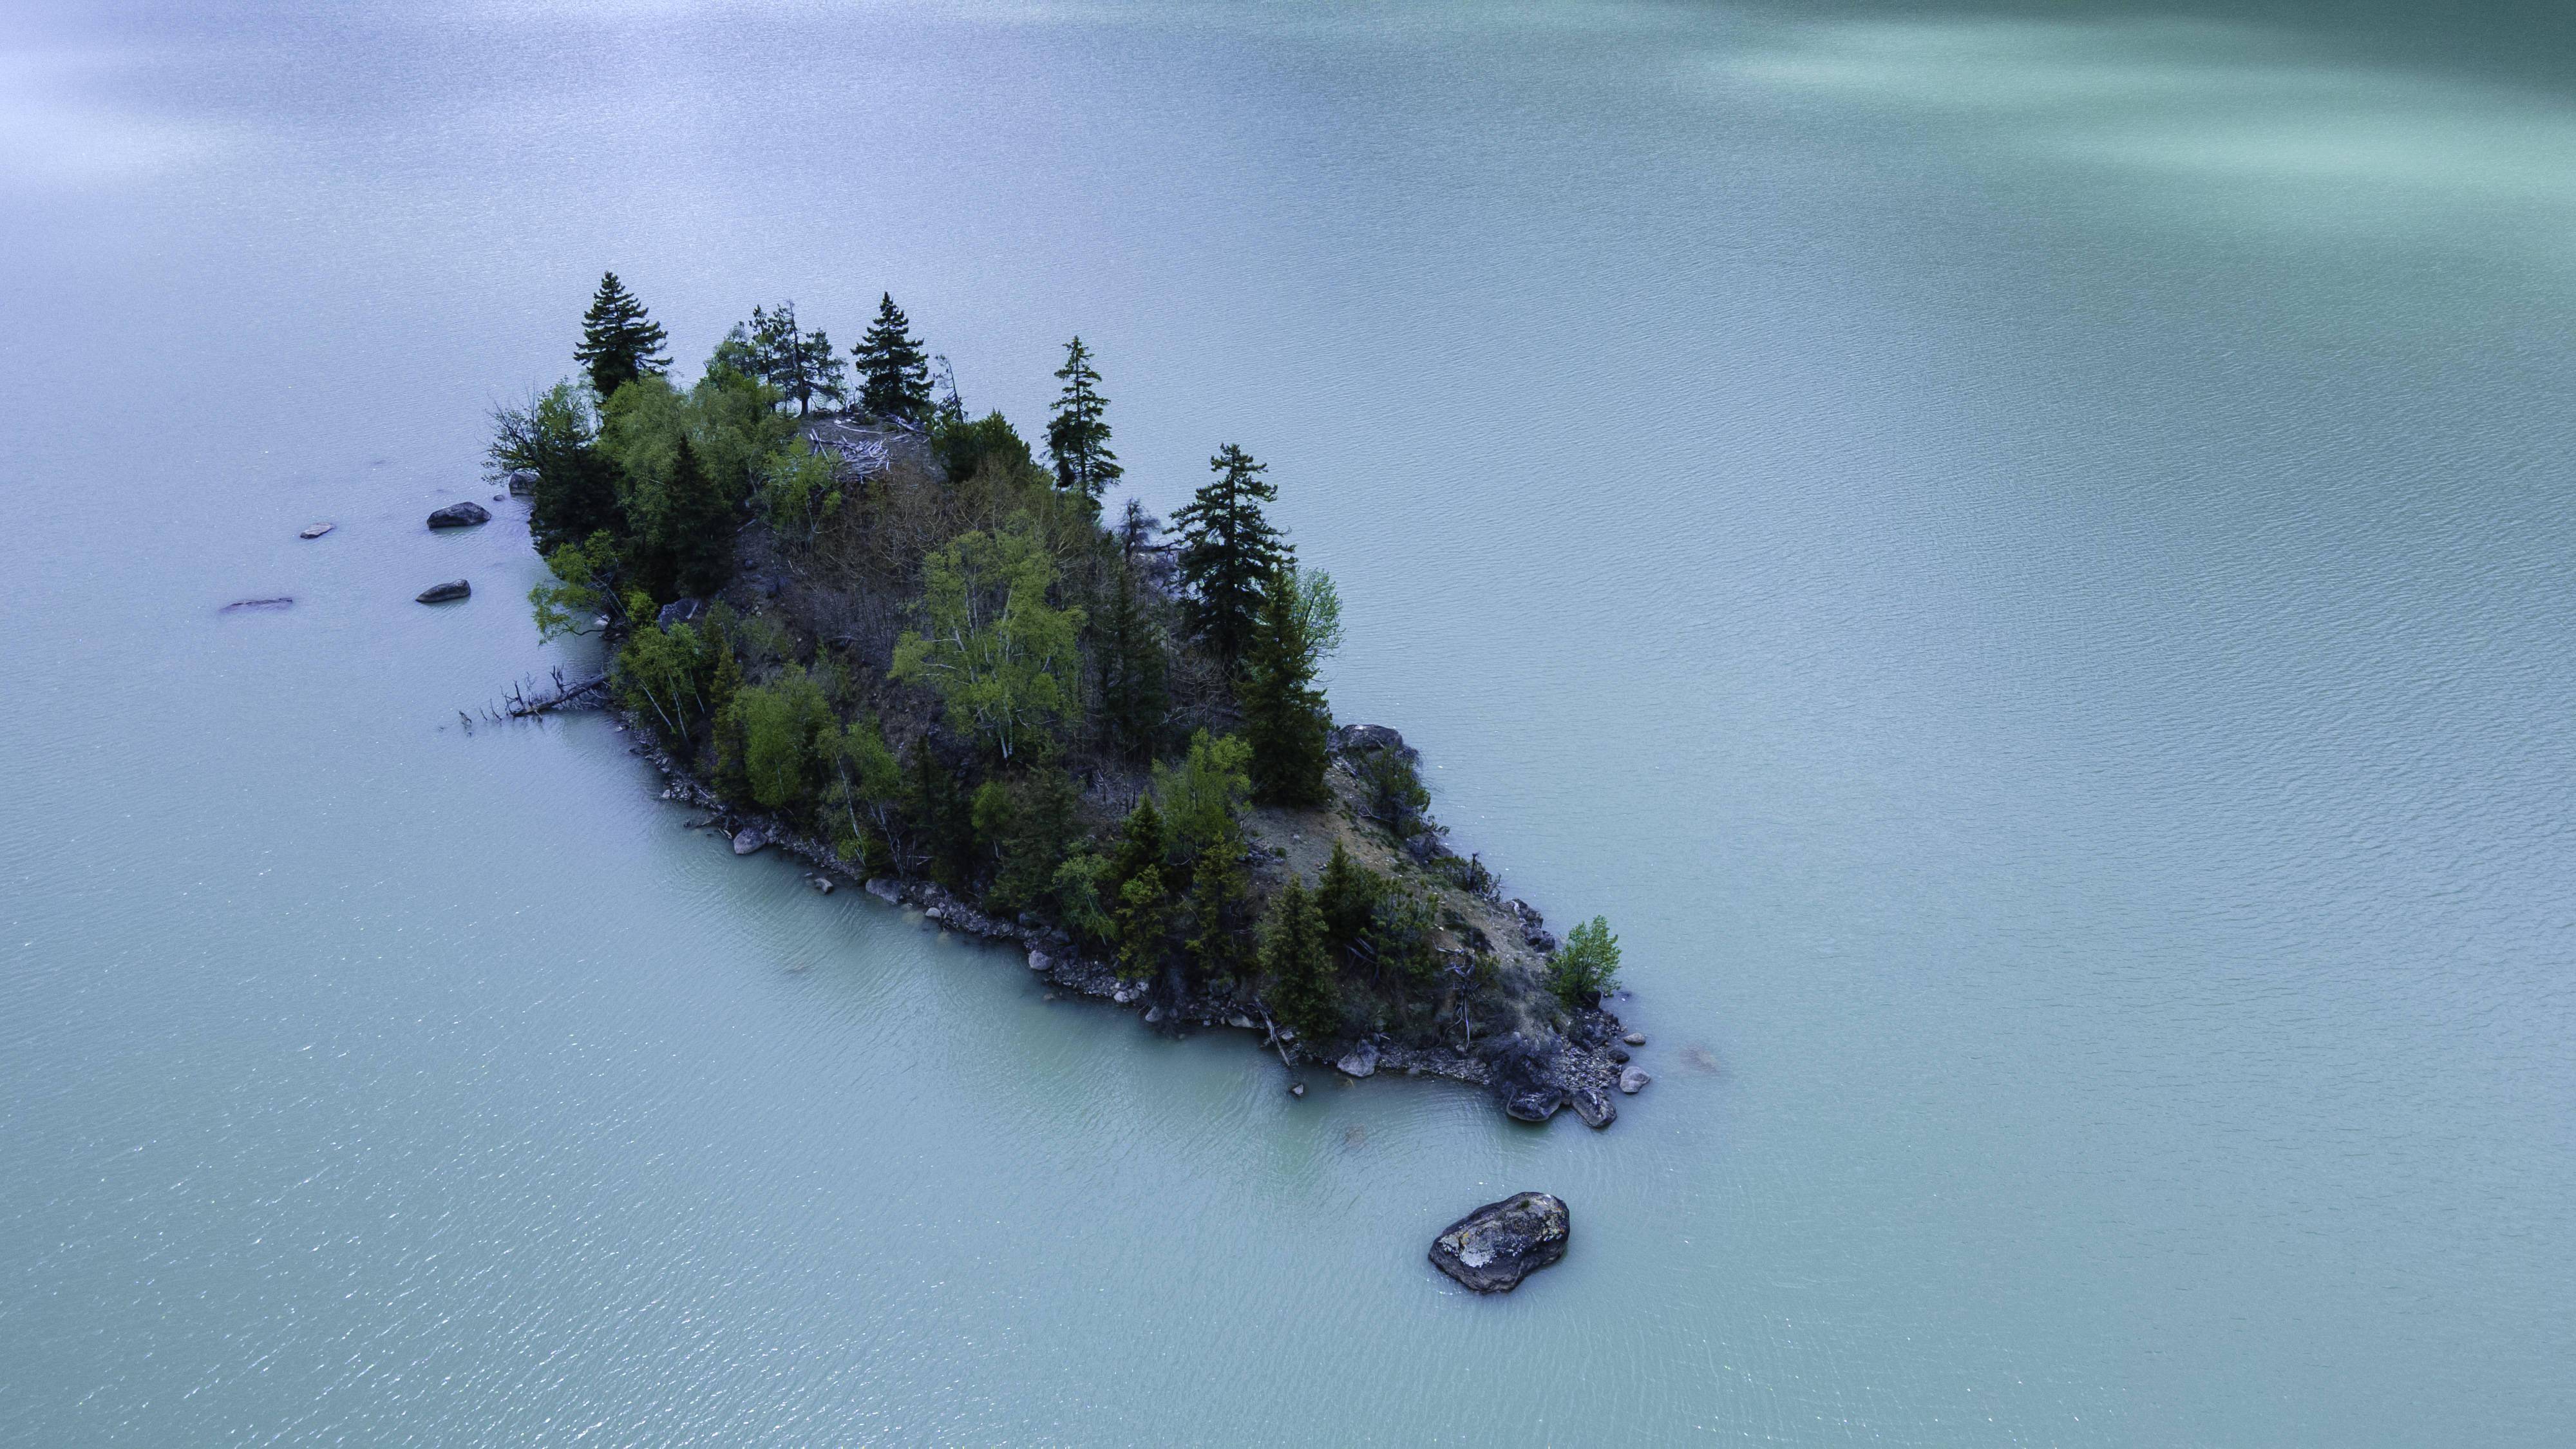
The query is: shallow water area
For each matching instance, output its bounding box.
[3,1,2572,1444]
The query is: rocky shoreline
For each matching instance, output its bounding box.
[609,711,1644,1127]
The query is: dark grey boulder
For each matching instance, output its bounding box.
[1571,1084,1617,1129]
[1336,1040,1380,1079]
[504,468,540,497]
[731,826,766,856]
[1332,723,1411,758]
[427,501,491,529]
[1504,1087,1564,1122]
[415,580,471,603]
[1484,1031,1563,1122]
[1429,1191,1570,1293]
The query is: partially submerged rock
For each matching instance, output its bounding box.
[505,468,540,496]
[427,501,491,529]
[222,596,294,612]
[1618,1066,1651,1095]
[415,580,470,603]
[731,826,766,855]
[299,522,334,539]
[1429,1191,1569,1293]
[1336,1040,1380,1079]
[864,878,900,904]
[1570,1084,1617,1129]
[1622,1031,1646,1047]
[1027,948,1053,972]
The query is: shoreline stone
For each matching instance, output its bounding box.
[427,501,491,529]
[1429,1191,1569,1293]
[415,580,470,604]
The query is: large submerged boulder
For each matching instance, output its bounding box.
[427,501,491,529]
[1429,1191,1570,1293]
[415,580,470,604]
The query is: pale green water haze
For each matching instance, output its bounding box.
[3,2,2572,1444]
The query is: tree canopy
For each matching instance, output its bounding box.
[574,271,670,399]
[1173,443,1288,668]
[1045,336,1121,504]
[852,292,934,422]
[889,523,1086,761]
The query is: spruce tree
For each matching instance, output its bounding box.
[1108,793,1169,899]
[851,292,933,422]
[661,435,735,599]
[574,271,670,399]
[1240,567,1334,806]
[745,301,847,415]
[1260,877,1338,1045]
[1115,867,1170,982]
[1316,839,1380,964]
[1045,336,1121,504]
[903,735,976,886]
[1181,846,1251,987]
[1173,443,1288,668]
[1095,560,1168,761]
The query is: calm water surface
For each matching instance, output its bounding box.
[4,2,2572,1443]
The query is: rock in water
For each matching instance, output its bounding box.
[1622,1032,1646,1046]
[299,522,334,539]
[1336,1040,1380,1078]
[731,827,766,855]
[415,580,470,604]
[864,878,900,904]
[1504,1087,1564,1122]
[426,501,491,529]
[505,468,540,496]
[1027,949,1053,973]
[1429,1191,1570,1293]
[1570,1085,1616,1129]
[1618,1066,1652,1095]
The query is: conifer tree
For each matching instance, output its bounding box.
[903,735,976,886]
[1241,566,1337,806]
[851,292,934,422]
[1045,336,1121,504]
[1173,443,1288,668]
[1108,793,1169,900]
[574,271,670,399]
[1316,839,1381,964]
[1095,559,1168,761]
[1115,866,1170,982]
[1181,846,1251,987]
[741,301,847,415]
[1260,877,1338,1045]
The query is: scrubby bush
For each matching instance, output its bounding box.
[1546,916,1621,1007]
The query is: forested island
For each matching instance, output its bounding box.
[491,274,1649,1126]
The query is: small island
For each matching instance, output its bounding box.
[492,274,1644,1126]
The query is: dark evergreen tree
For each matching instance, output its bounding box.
[1260,877,1338,1045]
[1115,866,1170,982]
[851,292,934,422]
[574,271,670,399]
[986,770,1081,914]
[744,301,846,415]
[1173,443,1287,668]
[1094,560,1168,761]
[1045,336,1121,504]
[903,735,976,887]
[661,435,736,600]
[1316,839,1381,965]
[1240,567,1333,806]
[1108,793,1169,899]
[1181,846,1251,988]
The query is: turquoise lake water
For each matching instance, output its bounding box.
[4,2,2571,1443]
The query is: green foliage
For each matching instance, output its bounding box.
[529,531,623,641]
[1173,443,1288,668]
[1547,916,1622,1007]
[1108,793,1168,898]
[1356,746,1432,838]
[1151,730,1252,866]
[1316,839,1382,963]
[1259,878,1339,1045]
[852,292,933,422]
[1045,336,1121,503]
[1363,886,1443,987]
[934,410,1034,486]
[726,668,837,812]
[974,770,1081,915]
[1242,566,1337,806]
[824,714,904,867]
[598,379,764,600]
[1051,851,1117,948]
[890,523,1087,761]
[1094,559,1168,761]
[1180,846,1251,988]
[1114,866,1171,981]
[574,271,669,399]
[612,617,714,743]
[491,381,622,554]
[760,447,843,550]
[717,301,846,415]
[902,735,976,887]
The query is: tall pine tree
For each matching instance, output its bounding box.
[1173,443,1287,668]
[1095,559,1168,761]
[745,301,847,415]
[574,272,670,399]
[1045,336,1121,504]
[851,292,933,422]
[1260,877,1338,1045]
[1240,565,1336,806]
